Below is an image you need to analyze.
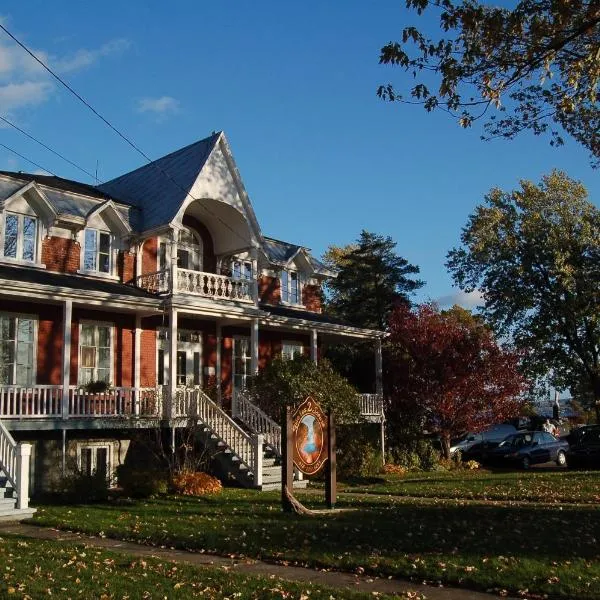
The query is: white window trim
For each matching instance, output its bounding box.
[280,268,303,306]
[0,211,45,267]
[231,259,253,281]
[156,328,203,387]
[78,320,114,386]
[78,228,119,280]
[0,311,37,386]
[281,340,304,360]
[76,441,113,481]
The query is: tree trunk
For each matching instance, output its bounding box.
[441,434,451,460]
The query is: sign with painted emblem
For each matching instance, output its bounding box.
[292,396,328,476]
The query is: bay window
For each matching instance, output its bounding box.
[79,322,112,384]
[3,212,37,262]
[281,269,300,304]
[0,314,36,385]
[84,229,111,274]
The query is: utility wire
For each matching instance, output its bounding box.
[0,23,249,246]
[0,114,99,183]
[0,142,56,176]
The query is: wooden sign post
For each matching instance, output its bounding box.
[282,396,336,511]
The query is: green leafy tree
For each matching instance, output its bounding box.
[378,0,600,165]
[250,356,361,424]
[447,170,600,419]
[325,230,423,330]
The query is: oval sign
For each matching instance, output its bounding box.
[292,396,328,476]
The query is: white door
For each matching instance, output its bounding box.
[158,329,202,387]
[232,336,251,395]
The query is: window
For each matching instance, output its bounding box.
[282,341,303,361]
[84,229,111,273]
[232,260,253,281]
[177,227,202,271]
[158,241,168,271]
[77,443,112,480]
[3,212,37,262]
[0,314,36,385]
[281,270,300,304]
[79,323,112,384]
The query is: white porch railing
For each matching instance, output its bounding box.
[68,387,161,418]
[358,393,384,420]
[0,385,62,418]
[135,270,169,294]
[174,388,263,487]
[0,420,31,509]
[177,269,255,302]
[232,390,282,456]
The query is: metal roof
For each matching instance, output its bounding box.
[98,133,220,231]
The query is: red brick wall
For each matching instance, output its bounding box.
[42,237,80,274]
[142,237,158,275]
[118,250,135,283]
[302,284,323,313]
[259,275,280,304]
[140,324,157,387]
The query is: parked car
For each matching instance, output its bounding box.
[566,425,600,469]
[452,424,518,460]
[485,431,568,469]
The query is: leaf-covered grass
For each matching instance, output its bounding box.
[30,487,600,599]
[338,469,600,504]
[0,535,410,599]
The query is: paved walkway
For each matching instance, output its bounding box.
[0,522,518,600]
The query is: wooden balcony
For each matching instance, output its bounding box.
[135,268,256,303]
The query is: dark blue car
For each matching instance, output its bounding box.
[486,431,569,469]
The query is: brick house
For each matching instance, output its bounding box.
[0,132,383,514]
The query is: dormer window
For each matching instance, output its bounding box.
[3,212,37,262]
[281,269,300,304]
[84,229,111,274]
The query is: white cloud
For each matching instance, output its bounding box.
[0,81,53,112]
[0,35,130,114]
[436,289,484,309]
[54,38,131,73]
[137,96,180,117]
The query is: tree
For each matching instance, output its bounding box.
[447,170,600,420]
[324,230,423,330]
[387,303,526,458]
[378,0,600,166]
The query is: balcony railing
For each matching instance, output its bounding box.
[357,393,385,421]
[135,268,256,303]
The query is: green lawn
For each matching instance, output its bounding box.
[0,535,412,599]
[29,479,600,600]
[339,468,600,504]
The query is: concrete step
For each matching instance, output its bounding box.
[260,480,309,492]
[0,507,36,522]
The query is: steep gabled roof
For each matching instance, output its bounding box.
[98,132,220,231]
[262,236,337,278]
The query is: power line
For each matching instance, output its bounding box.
[0,23,250,246]
[0,142,56,176]
[0,114,99,183]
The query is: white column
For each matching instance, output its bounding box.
[250,246,259,303]
[61,300,72,420]
[170,230,178,294]
[252,433,263,488]
[251,318,259,375]
[375,337,383,396]
[216,322,222,406]
[134,314,142,416]
[310,329,318,364]
[167,308,178,419]
[16,443,32,510]
[135,241,143,279]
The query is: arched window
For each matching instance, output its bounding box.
[177,226,203,271]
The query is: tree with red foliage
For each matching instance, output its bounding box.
[387,303,528,459]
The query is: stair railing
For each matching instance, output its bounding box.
[0,420,31,509]
[232,390,282,457]
[175,388,263,488]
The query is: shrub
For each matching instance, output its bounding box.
[335,424,384,479]
[389,439,440,471]
[171,471,223,496]
[116,465,168,499]
[60,471,110,503]
[383,463,407,476]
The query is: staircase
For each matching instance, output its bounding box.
[0,421,35,521]
[232,391,307,491]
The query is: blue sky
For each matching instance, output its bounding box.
[1,1,598,306]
